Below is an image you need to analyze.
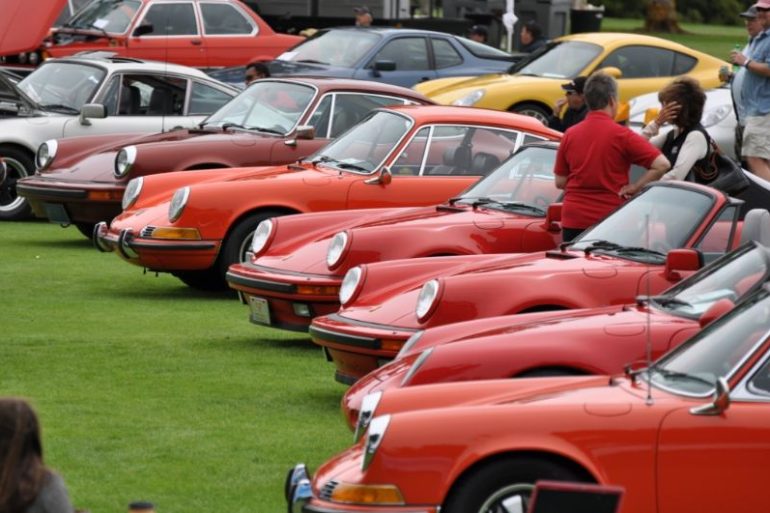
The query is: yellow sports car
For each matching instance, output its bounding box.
[415,32,728,123]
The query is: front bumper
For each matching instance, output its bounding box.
[309,314,417,385]
[93,222,220,270]
[17,180,122,224]
[227,262,342,332]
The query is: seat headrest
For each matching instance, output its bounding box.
[471,152,502,176]
[740,209,770,246]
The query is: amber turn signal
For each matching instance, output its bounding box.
[330,482,404,505]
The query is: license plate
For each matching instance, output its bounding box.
[44,203,70,224]
[248,296,271,325]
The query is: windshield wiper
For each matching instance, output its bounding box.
[613,246,666,258]
[582,240,624,255]
[310,155,337,166]
[296,59,328,65]
[251,126,285,135]
[650,366,716,388]
[650,295,692,308]
[40,104,79,114]
[335,162,369,172]
[494,201,546,215]
[221,122,247,132]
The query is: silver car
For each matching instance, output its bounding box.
[0,53,239,219]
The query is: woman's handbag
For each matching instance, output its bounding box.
[687,137,750,196]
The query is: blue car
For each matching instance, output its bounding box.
[263,27,522,88]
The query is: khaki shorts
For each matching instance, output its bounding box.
[742,115,770,160]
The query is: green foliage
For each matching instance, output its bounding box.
[1,222,350,513]
[599,0,743,25]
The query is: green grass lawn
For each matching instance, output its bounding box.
[603,17,747,60]
[1,221,351,512]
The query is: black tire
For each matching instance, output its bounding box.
[75,223,96,239]
[0,145,34,220]
[443,457,585,513]
[173,269,228,292]
[510,103,550,125]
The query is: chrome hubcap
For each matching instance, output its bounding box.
[0,156,28,212]
[478,483,534,513]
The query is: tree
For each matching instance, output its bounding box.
[644,0,684,33]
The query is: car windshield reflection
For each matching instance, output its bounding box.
[64,0,141,33]
[203,81,315,134]
[516,41,602,79]
[649,288,770,396]
[278,29,381,68]
[305,110,412,175]
[18,62,105,111]
[569,186,715,263]
[453,145,559,215]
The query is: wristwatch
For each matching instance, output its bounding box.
[745,58,752,68]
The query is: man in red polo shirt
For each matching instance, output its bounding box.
[554,73,671,242]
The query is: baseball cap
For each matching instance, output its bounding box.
[469,25,488,36]
[561,76,587,94]
[756,0,770,8]
[353,5,371,14]
[739,4,758,18]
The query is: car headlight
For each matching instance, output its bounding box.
[114,145,137,178]
[250,219,274,256]
[354,391,382,442]
[168,187,190,222]
[396,330,423,359]
[36,139,58,170]
[326,231,350,269]
[400,347,434,386]
[702,104,732,128]
[451,89,485,106]
[361,414,390,471]
[339,266,363,306]
[121,176,143,210]
[415,279,441,321]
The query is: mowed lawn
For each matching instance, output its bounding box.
[1,221,351,512]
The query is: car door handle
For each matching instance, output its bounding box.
[191,39,202,45]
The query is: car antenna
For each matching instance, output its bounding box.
[644,213,654,406]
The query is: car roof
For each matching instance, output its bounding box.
[321,26,466,38]
[254,77,431,102]
[46,53,217,80]
[380,104,560,132]
[558,32,701,52]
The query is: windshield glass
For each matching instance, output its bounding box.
[203,81,315,134]
[64,0,141,33]
[570,186,714,263]
[454,145,559,215]
[458,37,515,59]
[650,288,770,396]
[517,41,602,78]
[306,110,412,174]
[278,30,381,68]
[18,62,105,111]
[655,243,770,318]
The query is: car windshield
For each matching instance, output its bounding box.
[516,41,602,78]
[453,146,559,216]
[64,0,141,33]
[569,186,715,264]
[458,37,515,59]
[277,30,381,68]
[652,243,770,318]
[305,110,412,174]
[648,288,770,396]
[203,81,315,134]
[18,62,105,112]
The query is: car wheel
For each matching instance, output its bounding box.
[510,103,550,125]
[213,210,285,285]
[0,145,34,220]
[443,457,585,513]
[75,223,96,239]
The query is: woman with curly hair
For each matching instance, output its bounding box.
[641,76,711,181]
[0,398,73,513]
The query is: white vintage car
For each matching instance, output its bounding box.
[0,53,239,219]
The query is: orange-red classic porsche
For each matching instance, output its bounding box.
[94,105,560,289]
[289,284,770,513]
[225,142,563,331]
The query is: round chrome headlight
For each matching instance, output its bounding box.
[168,186,190,223]
[451,89,485,107]
[121,176,143,211]
[114,145,137,178]
[326,231,350,269]
[415,279,441,321]
[36,139,58,170]
[250,219,274,256]
[339,266,363,306]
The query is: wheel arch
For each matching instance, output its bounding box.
[183,162,230,171]
[508,100,552,116]
[518,303,571,314]
[0,141,36,158]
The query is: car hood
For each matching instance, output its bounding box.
[0,0,67,55]
[268,59,355,79]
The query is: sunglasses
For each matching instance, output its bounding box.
[565,91,578,96]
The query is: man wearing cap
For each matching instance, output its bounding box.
[547,77,588,132]
[468,25,489,44]
[354,6,373,27]
[731,0,770,181]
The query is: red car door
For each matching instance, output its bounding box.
[197,1,262,66]
[125,1,207,67]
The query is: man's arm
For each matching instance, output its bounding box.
[618,154,671,198]
[555,174,568,189]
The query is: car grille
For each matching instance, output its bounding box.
[319,480,339,500]
[140,226,156,237]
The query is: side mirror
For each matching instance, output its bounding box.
[599,66,623,79]
[664,249,702,281]
[545,202,562,232]
[0,101,19,115]
[284,125,315,146]
[690,376,730,416]
[372,60,396,77]
[364,166,392,186]
[79,103,107,125]
[698,297,735,328]
[132,23,154,37]
[615,101,630,124]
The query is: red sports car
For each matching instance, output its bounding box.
[39,0,302,68]
[289,284,770,513]
[342,235,770,428]
[310,182,749,384]
[18,78,429,235]
[95,105,560,289]
[225,141,563,332]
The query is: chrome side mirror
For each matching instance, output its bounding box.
[79,103,107,125]
[364,166,392,186]
[690,377,730,416]
[285,125,315,146]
